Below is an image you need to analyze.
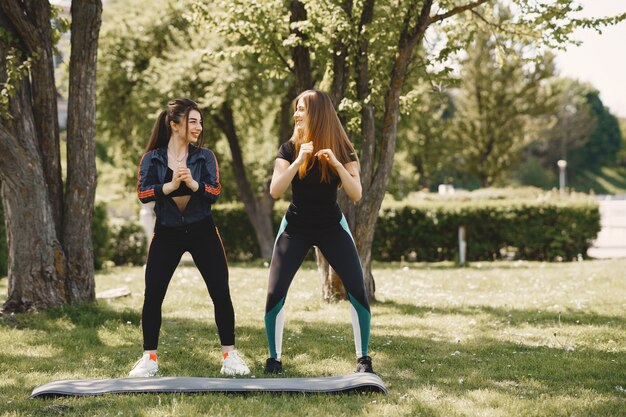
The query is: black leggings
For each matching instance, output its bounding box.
[265,215,371,359]
[141,217,234,350]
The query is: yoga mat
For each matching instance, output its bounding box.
[30,373,387,398]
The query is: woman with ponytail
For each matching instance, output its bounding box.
[131,98,250,377]
[263,90,373,374]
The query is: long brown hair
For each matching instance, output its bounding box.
[145,98,204,152]
[293,89,358,183]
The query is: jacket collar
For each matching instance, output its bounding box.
[151,144,205,164]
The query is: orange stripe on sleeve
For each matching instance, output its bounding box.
[138,189,155,198]
[205,184,221,195]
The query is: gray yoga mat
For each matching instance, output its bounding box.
[30,373,387,398]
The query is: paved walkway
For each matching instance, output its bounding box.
[587,196,626,259]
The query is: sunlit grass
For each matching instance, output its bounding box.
[1,259,625,416]
[572,166,626,195]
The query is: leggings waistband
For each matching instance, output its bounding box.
[154,216,214,237]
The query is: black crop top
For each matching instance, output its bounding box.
[165,167,194,197]
[276,141,357,229]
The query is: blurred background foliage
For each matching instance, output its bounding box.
[3,0,621,272]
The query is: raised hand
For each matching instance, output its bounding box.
[315,148,341,168]
[296,142,314,166]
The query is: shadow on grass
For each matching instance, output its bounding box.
[371,261,573,271]
[1,299,624,416]
[373,299,626,328]
[573,167,626,195]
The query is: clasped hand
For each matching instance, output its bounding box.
[171,167,197,190]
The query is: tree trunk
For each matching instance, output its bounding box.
[1,0,64,237]
[315,247,347,302]
[0,1,102,311]
[0,71,68,312]
[315,0,354,303]
[328,1,433,302]
[317,0,376,302]
[290,0,313,93]
[214,102,275,258]
[329,0,352,107]
[62,0,102,302]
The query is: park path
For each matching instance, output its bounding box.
[587,196,626,259]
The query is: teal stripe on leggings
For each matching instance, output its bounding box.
[265,297,285,359]
[274,216,288,246]
[265,216,289,359]
[339,214,355,244]
[348,293,370,356]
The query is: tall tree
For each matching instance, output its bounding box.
[97,0,291,259]
[394,86,457,193]
[570,90,623,170]
[0,1,102,312]
[525,78,624,185]
[200,0,624,300]
[525,78,596,179]
[450,8,557,186]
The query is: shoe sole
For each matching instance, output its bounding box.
[129,368,158,377]
[220,368,251,376]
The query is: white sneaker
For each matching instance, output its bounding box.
[129,353,158,377]
[220,350,251,376]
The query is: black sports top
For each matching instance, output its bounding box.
[164,167,194,197]
[276,141,357,229]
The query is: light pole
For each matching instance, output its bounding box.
[557,159,567,195]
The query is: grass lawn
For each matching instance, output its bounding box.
[1,260,625,416]
[571,167,626,195]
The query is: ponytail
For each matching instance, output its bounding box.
[145,110,170,152]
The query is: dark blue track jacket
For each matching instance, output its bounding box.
[137,145,221,227]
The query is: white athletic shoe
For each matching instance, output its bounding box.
[220,350,251,376]
[129,353,158,377]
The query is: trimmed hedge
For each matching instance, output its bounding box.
[373,200,601,262]
[212,198,600,262]
[0,195,603,270]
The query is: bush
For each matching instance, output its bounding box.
[212,204,262,260]
[516,157,556,189]
[1,201,111,274]
[373,197,601,262]
[110,221,148,266]
[92,202,112,270]
[0,201,6,277]
[209,194,600,263]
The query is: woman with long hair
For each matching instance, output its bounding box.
[264,89,373,374]
[131,98,250,377]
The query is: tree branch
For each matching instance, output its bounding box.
[269,38,294,73]
[329,0,352,107]
[212,102,256,209]
[355,0,375,188]
[428,0,489,25]
[470,9,540,40]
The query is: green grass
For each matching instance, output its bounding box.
[571,166,626,195]
[1,260,625,416]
